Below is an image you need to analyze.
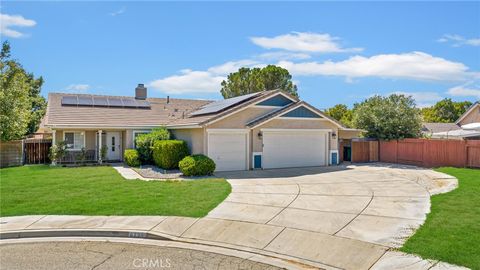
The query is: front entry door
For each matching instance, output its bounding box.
[107,132,121,160]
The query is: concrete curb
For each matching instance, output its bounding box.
[0,229,170,241]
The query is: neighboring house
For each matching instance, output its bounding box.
[43,84,362,171]
[422,102,480,139]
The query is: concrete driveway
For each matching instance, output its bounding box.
[182,164,457,270]
[0,164,459,270]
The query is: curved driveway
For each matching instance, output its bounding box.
[0,164,458,270]
[186,164,456,269]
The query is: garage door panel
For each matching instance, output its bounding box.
[208,131,248,172]
[263,130,327,169]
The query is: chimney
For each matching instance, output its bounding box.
[135,84,147,100]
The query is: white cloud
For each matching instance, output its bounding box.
[149,60,263,94]
[277,52,471,82]
[250,32,363,53]
[149,70,225,94]
[256,51,311,61]
[0,13,36,38]
[390,91,443,108]
[437,34,480,47]
[65,84,90,92]
[447,83,480,98]
[207,59,261,75]
[109,7,126,16]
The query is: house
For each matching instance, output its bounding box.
[43,84,362,171]
[422,102,480,140]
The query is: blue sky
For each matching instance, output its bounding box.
[2,1,479,109]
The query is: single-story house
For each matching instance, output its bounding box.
[422,102,480,140]
[43,84,362,171]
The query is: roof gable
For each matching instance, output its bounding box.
[256,94,294,107]
[280,106,322,118]
[456,102,480,124]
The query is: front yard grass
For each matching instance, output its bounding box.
[0,165,231,217]
[401,167,480,269]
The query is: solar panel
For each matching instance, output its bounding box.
[190,92,260,116]
[93,96,108,106]
[108,98,123,107]
[122,98,137,107]
[61,95,151,109]
[61,96,78,106]
[77,96,93,106]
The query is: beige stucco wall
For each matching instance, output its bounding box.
[251,118,340,152]
[458,105,480,125]
[125,130,134,149]
[170,128,205,154]
[208,107,278,129]
[338,129,363,140]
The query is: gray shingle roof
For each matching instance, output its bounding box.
[421,122,460,133]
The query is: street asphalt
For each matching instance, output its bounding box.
[0,240,282,270]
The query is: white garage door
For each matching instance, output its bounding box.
[262,129,328,169]
[207,130,248,172]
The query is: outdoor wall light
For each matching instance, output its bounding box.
[257,131,263,139]
[332,132,337,139]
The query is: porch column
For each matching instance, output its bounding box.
[98,130,103,163]
[51,130,56,145]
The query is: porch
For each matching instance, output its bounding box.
[52,129,127,163]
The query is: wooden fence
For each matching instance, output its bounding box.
[24,139,52,164]
[0,140,24,168]
[0,139,52,168]
[350,138,480,168]
[379,139,480,168]
[351,140,379,163]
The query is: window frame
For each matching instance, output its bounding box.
[63,131,86,151]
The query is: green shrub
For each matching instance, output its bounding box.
[179,155,216,176]
[135,127,170,164]
[152,140,189,169]
[124,149,141,167]
[49,141,67,164]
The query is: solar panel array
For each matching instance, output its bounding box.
[61,95,151,109]
[190,92,260,116]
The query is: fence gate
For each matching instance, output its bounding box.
[351,140,379,163]
[24,139,52,164]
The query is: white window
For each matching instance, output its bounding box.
[64,131,85,150]
[133,130,151,148]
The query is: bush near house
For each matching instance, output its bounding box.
[179,155,216,176]
[152,140,189,169]
[124,149,141,167]
[135,127,170,164]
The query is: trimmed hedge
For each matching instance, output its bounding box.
[135,127,170,164]
[179,155,216,176]
[152,140,189,169]
[124,149,141,167]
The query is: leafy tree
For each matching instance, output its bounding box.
[0,41,46,141]
[220,65,298,98]
[421,98,472,123]
[352,94,422,140]
[325,104,353,127]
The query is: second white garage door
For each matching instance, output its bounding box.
[262,129,328,169]
[207,130,248,172]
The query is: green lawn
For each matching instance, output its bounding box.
[0,165,231,217]
[401,167,480,269]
